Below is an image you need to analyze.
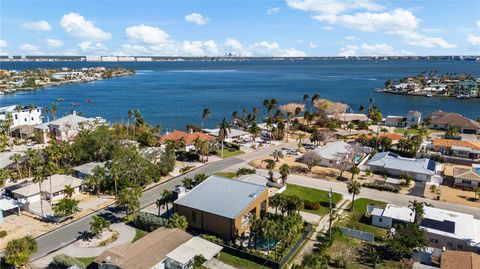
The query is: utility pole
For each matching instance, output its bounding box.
[328,187,333,236]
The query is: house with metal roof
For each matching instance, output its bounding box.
[174,175,268,239]
[370,204,480,253]
[367,151,443,183]
[95,227,222,269]
[203,128,252,142]
[313,141,354,168]
[72,161,106,179]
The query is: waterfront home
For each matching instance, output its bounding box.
[430,138,480,159]
[0,105,43,128]
[429,111,480,134]
[330,113,370,123]
[440,251,480,269]
[158,130,215,151]
[370,204,480,253]
[203,128,252,142]
[9,174,83,204]
[383,111,422,128]
[449,164,480,188]
[356,133,403,145]
[174,175,268,240]
[312,141,354,168]
[366,151,443,183]
[34,111,105,143]
[95,227,222,269]
[454,80,478,98]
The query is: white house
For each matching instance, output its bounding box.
[203,128,252,142]
[11,174,83,204]
[367,151,443,184]
[383,111,422,128]
[34,111,105,143]
[313,141,354,168]
[0,105,43,128]
[370,204,480,252]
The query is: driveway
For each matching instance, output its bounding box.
[408,181,426,197]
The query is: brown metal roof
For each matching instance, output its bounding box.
[441,251,480,269]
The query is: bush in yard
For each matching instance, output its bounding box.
[133,212,168,232]
[50,254,86,269]
[236,167,256,176]
[303,200,320,210]
[362,183,399,193]
[0,230,7,238]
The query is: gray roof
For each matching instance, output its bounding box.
[72,162,106,176]
[367,152,436,175]
[0,151,23,169]
[35,113,97,130]
[237,174,268,186]
[407,111,422,117]
[12,174,83,197]
[313,141,352,160]
[174,175,267,219]
[203,128,251,139]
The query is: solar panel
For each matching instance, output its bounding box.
[427,160,436,172]
[420,218,455,234]
[388,152,399,158]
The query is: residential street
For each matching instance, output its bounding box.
[28,142,480,260]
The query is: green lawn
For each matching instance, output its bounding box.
[75,257,96,269]
[215,149,245,158]
[283,184,342,216]
[394,128,420,135]
[133,228,149,242]
[218,251,269,269]
[214,172,237,178]
[338,198,387,238]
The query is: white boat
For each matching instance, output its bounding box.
[426,94,432,97]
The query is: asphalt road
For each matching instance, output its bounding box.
[31,144,288,260]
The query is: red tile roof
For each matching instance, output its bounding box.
[441,251,480,269]
[159,130,215,145]
[432,138,480,150]
[430,111,480,130]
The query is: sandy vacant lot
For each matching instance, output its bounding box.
[424,184,480,208]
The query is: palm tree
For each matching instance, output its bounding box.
[156,189,173,217]
[271,150,284,162]
[347,122,355,134]
[347,181,362,211]
[10,153,23,178]
[128,110,133,136]
[279,164,290,185]
[51,102,58,120]
[297,133,306,148]
[218,118,230,158]
[32,168,47,216]
[63,184,75,198]
[201,107,211,128]
[248,122,261,146]
[262,159,276,182]
[445,125,459,137]
[409,200,430,225]
[167,213,188,230]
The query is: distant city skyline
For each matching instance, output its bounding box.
[1,0,479,57]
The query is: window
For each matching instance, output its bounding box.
[447,242,453,247]
[191,211,196,223]
[457,245,463,250]
[378,217,383,222]
[15,114,18,120]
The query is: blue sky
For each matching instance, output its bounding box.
[1,0,479,56]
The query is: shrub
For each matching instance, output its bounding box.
[362,183,399,193]
[201,234,224,244]
[236,167,256,176]
[303,200,321,210]
[0,230,7,238]
[50,254,86,269]
[180,166,194,173]
[225,142,240,150]
[133,212,168,232]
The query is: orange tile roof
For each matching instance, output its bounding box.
[441,251,480,269]
[159,130,215,145]
[432,139,480,150]
[356,133,402,141]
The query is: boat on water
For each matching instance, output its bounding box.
[426,94,433,97]
[85,99,93,103]
[457,94,471,99]
[70,102,79,106]
[57,97,65,101]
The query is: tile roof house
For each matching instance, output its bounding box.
[452,164,480,188]
[95,228,222,269]
[431,138,480,159]
[429,111,480,134]
[367,151,443,183]
[174,175,268,239]
[440,251,480,269]
[159,130,215,151]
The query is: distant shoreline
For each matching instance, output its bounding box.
[375,89,480,99]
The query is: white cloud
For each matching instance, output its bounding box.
[78,42,108,53]
[185,13,209,25]
[0,39,7,48]
[21,20,52,31]
[60,12,111,41]
[308,42,318,48]
[249,41,306,57]
[477,20,480,28]
[287,0,455,49]
[467,34,480,46]
[360,43,394,55]
[267,7,281,15]
[338,45,358,56]
[225,38,244,52]
[125,24,172,45]
[181,40,219,56]
[19,43,44,55]
[45,39,63,48]
[345,36,356,40]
